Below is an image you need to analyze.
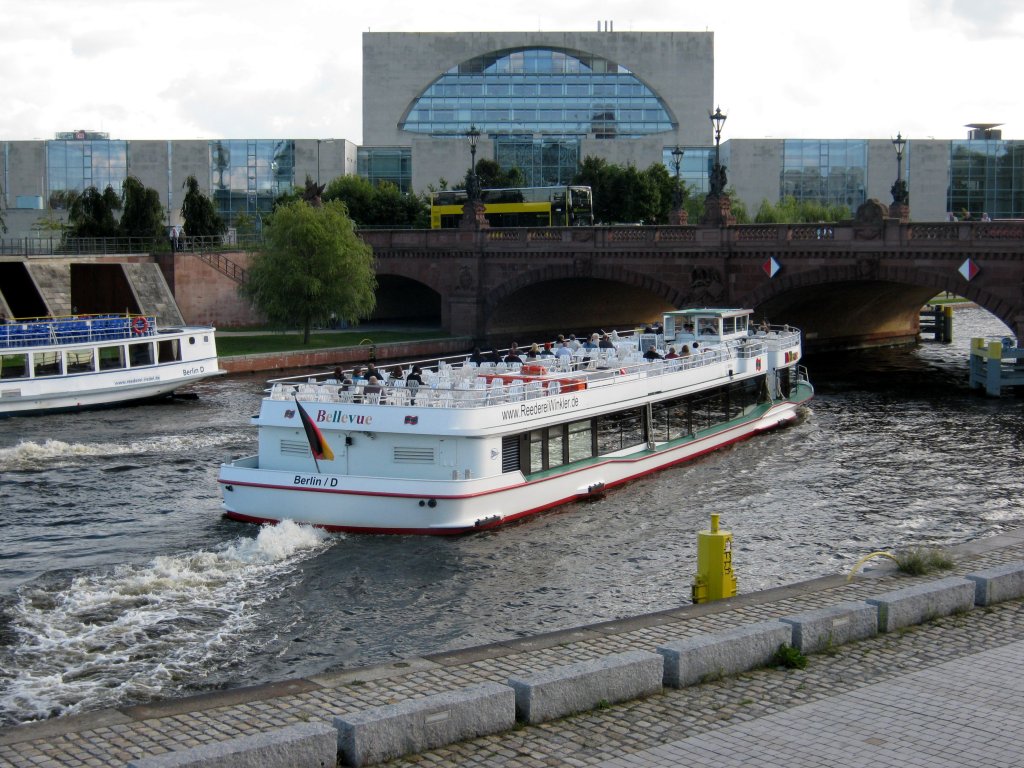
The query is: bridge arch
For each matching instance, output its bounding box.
[744,263,1016,350]
[371,272,443,326]
[482,263,685,339]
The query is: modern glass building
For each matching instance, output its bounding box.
[948,139,1024,220]
[3,31,1024,237]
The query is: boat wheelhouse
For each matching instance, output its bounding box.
[218,308,813,535]
[0,314,223,416]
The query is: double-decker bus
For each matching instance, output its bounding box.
[429,185,594,229]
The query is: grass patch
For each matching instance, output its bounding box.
[216,330,450,357]
[771,643,808,670]
[894,547,955,576]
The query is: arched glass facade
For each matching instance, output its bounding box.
[401,48,674,138]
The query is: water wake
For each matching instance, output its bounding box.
[0,520,330,725]
[0,435,245,469]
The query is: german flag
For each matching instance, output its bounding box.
[295,398,335,461]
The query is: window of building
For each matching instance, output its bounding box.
[209,139,295,224]
[358,147,412,193]
[494,136,581,186]
[401,47,674,139]
[779,140,867,210]
[47,139,128,199]
[948,140,1024,220]
[662,147,714,196]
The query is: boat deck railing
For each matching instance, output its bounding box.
[0,314,157,349]
[268,325,801,410]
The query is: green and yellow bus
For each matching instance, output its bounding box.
[429,185,594,229]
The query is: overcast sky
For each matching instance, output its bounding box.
[3,0,1021,144]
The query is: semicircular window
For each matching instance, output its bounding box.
[401,47,674,138]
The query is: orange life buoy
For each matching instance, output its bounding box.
[132,316,150,335]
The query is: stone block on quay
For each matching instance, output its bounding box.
[334,682,515,767]
[779,602,877,654]
[656,621,792,688]
[866,577,976,632]
[966,561,1024,606]
[507,650,663,724]
[126,721,337,768]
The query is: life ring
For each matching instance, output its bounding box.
[132,316,149,335]
[755,357,762,371]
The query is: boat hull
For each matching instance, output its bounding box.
[219,392,809,535]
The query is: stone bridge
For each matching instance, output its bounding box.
[361,218,1024,351]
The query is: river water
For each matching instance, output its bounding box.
[1,307,1022,726]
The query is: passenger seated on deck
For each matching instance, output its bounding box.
[599,333,615,350]
[665,347,679,359]
[643,345,663,360]
[680,344,691,357]
[363,375,382,398]
[539,342,555,357]
[405,366,424,386]
[504,344,523,364]
[469,347,486,365]
[526,343,541,359]
[554,341,573,360]
[340,376,354,392]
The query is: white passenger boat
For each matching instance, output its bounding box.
[0,313,223,416]
[219,308,813,535]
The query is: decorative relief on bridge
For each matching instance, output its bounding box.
[573,257,594,277]
[689,267,724,304]
[852,199,888,240]
[457,265,474,290]
[486,230,523,242]
[856,258,880,279]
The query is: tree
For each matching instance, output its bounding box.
[120,177,165,238]
[324,175,375,223]
[241,200,377,344]
[473,159,525,190]
[68,185,121,237]
[180,175,225,238]
[324,176,425,227]
[752,195,850,223]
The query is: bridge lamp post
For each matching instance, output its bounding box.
[465,124,481,202]
[890,132,910,220]
[460,125,488,229]
[670,145,687,225]
[701,106,735,226]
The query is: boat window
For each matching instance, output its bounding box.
[158,338,181,363]
[98,345,126,370]
[651,398,691,442]
[66,348,95,374]
[736,315,749,334]
[722,316,737,335]
[32,351,63,378]
[129,341,155,367]
[596,407,645,455]
[547,425,566,469]
[1,353,28,380]
[567,420,594,462]
[528,429,544,472]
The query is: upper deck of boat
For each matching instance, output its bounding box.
[1,314,182,350]
[268,326,804,411]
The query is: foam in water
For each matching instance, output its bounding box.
[0,520,331,725]
[0,435,245,470]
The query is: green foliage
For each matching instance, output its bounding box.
[772,643,808,670]
[181,175,225,237]
[68,185,121,237]
[473,159,526,190]
[240,200,377,344]
[120,177,165,238]
[894,547,955,576]
[753,195,850,224]
[48,189,80,211]
[323,176,424,227]
[573,156,695,224]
